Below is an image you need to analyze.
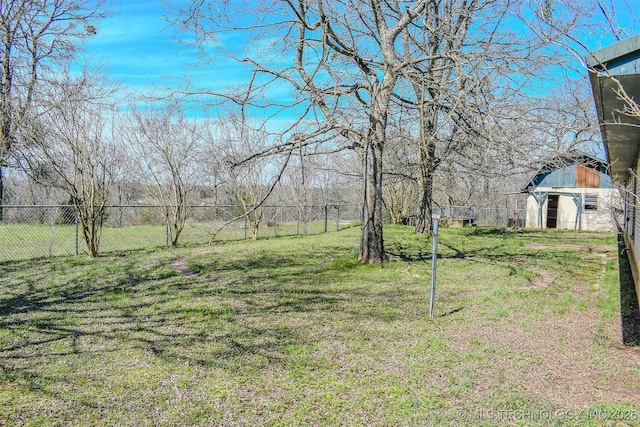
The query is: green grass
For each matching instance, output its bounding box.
[0,225,637,426]
[0,220,357,262]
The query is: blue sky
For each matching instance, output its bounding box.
[81,1,196,90]
[80,0,252,97]
[81,0,640,104]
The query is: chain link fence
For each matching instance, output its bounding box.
[0,204,527,261]
[433,205,526,227]
[476,208,526,228]
[0,204,361,262]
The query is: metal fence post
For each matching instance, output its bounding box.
[335,205,339,232]
[297,208,300,235]
[244,216,248,240]
[75,208,79,256]
[166,222,169,247]
[429,219,438,319]
[323,204,328,233]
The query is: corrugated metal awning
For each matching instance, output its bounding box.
[587,34,640,184]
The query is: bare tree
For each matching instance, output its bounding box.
[214,114,290,240]
[0,0,107,221]
[169,0,617,257]
[281,148,314,234]
[394,0,605,233]
[280,148,359,233]
[382,130,419,224]
[19,66,121,257]
[126,102,205,248]
[169,0,434,262]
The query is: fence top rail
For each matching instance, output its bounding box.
[477,207,526,211]
[1,204,77,208]
[0,204,359,209]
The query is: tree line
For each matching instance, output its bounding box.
[1,0,635,259]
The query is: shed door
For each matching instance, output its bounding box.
[576,164,600,188]
[547,195,559,228]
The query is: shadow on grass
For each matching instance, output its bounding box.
[437,307,464,317]
[0,249,356,380]
[465,227,516,237]
[618,235,640,346]
[386,242,431,262]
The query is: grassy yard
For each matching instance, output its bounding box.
[0,220,353,262]
[0,225,639,426]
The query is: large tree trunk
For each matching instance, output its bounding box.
[415,166,433,234]
[415,140,438,234]
[358,139,386,263]
[414,89,440,235]
[358,80,395,263]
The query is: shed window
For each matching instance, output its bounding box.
[584,194,598,211]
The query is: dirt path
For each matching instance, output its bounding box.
[525,242,617,253]
[168,248,214,278]
[448,242,640,409]
[523,269,558,290]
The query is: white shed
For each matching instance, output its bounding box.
[523,151,621,231]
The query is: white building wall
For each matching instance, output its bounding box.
[525,196,539,228]
[581,188,622,231]
[525,187,620,231]
[557,194,578,229]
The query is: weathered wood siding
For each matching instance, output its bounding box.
[576,164,600,188]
